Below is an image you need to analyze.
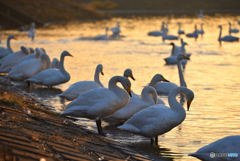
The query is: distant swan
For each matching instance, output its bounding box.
[178,22,185,35]
[158,54,189,94]
[103,74,169,124]
[186,24,198,41]
[94,27,108,40]
[61,76,132,135]
[118,87,194,145]
[58,64,104,101]
[110,21,121,38]
[6,53,51,81]
[189,135,240,161]
[229,22,239,35]
[0,46,30,73]
[51,58,59,69]
[0,35,16,59]
[26,51,73,87]
[218,25,239,45]
[197,23,204,35]
[162,31,179,42]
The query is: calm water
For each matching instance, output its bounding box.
[1,16,240,160]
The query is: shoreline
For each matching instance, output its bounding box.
[0,77,150,161]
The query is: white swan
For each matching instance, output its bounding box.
[26,51,73,87]
[162,31,179,42]
[110,21,121,37]
[178,22,185,35]
[103,86,158,124]
[189,135,240,161]
[197,23,204,35]
[229,22,239,35]
[164,42,188,65]
[94,27,108,40]
[158,54,189,94]
[0,35,16,59]
[12,48,42,70]
[61,76,132,135]
[186,24,198,41]
[28,22,36,41]
[103,74,169,124]
[6,53,51,81]
[58,64,104,101]
[0,46,30,73]
[198,10,204,19]
[218,25,239,45]
[118,87,194,145]
[51,58,59,69]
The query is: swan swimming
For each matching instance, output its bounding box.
[58,64,104,101]
[186,24,198,41]
[218,25,239,45]
[94,27,108,40]
[103,74,169,124]
[178,22,185,35]
[229,22,239,35]
[6,53,51,81]
[162,31,179,42]
[61,76,132,135]
[0,35,16,59]
[0,46,31,73]
[189,135,240,161]
[148,22,165,37]
[26,51,73,87]
[118,86,194,145]
[157,54,189,94]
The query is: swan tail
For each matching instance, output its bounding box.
[118,124,141,133]
[61,105,88,117]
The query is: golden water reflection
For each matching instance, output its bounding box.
[1,15,240,160]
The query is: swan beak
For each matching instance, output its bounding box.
[162,76,170,82]
[127,86,132,97]
[101,71,104,75]
[187,99,193,111]
[183,55,190,60]
[68,53,73,57]
[13,37,17,40]
[130,73,135,81]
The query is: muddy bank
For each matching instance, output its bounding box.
[0,77,150,161]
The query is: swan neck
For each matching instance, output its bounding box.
[7,37,13,53]
[171,45,175,56]
[141,89,157,105]
[94,68,103,87]
[219,27,222,41]
[59,54,68,75]
[177,59,187,87]
[168,88,186,117]
[108,77,126,99]
[41,54,51,69]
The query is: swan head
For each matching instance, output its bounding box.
[9,35,17,40]
[180,87,194,111]
[119,76,132,97]
[29,48,34,53]
[35,48,42,57]
[218,25,222,29]
[153,74,169,82]
[169,42,175,46]
[62,51,73,57]
[177,54,190,61]
[96,64,104,75]
[20,46,30,55]
[123,69,135,81]
[40,48,46,54]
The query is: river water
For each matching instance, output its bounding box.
[1,15,240,160]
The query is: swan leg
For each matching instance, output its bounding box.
[95,118,105,136]
[155,136,158,146]
[151,138,154,144]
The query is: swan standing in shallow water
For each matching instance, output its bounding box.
[157,54,189,94]
[229,22,239,35]
[61,76,132,135]
[0,46,30,73]
[0,35,16,59]
[58,64,104,101]
[26,51,73,87]
[189,135,240,161]
[218,25,239,45]
[118,87,194,145]
[6,53,50,81]
[103,74,169,124]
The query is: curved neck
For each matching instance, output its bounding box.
[141,89,157,105]
[59,54,68,75]
[41,54,51,69]
[168,88,186,119]
[108,76,127,99]
[94,68,103,87]
[177,59,187,87]
[171,44,175,56]
[149,76,159,87]
[7,37,13,53]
